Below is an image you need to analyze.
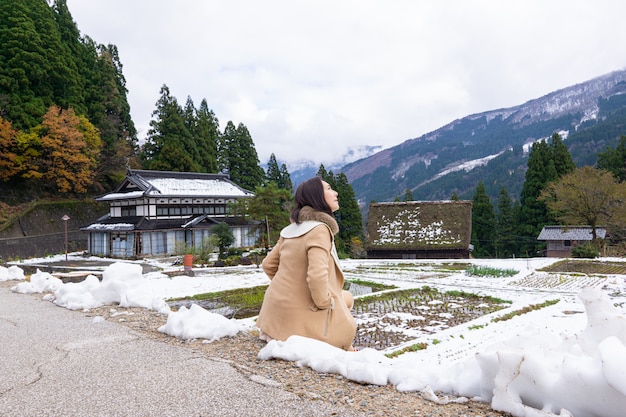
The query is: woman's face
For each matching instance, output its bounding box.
[322,181,339,212]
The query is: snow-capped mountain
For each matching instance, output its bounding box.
[339,69,626,207]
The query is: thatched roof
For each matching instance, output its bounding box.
[366,201,472,251]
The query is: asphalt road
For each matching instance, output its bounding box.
[0,283,361,417]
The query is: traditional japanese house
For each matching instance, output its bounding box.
[82,169,257,258]
[537,225,606,257]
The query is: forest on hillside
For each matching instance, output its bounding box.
[0,0,275,201]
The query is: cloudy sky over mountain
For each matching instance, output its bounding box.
[67,0,626,168]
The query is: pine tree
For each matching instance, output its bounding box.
[246,182,292,247]
[141,85,200,172]
[334,172,364,256]
[220,121,264,190]
[403,188,414,201]
[471,181,496,258]
[87,44,137,186]
[278,163,293,192]
[495,186,515,258]
[0,0,66,128]
[317,166,363,256]
[597,135,626,182]
[265,154,293,191]
[549,133,575,177]
[517,134,575,256]
[265,154,281,185]
[194,99,219,173]
[517,140,553,256]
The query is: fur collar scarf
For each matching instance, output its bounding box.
[298,206,339,236]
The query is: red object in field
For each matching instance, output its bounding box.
[183,254,193,271]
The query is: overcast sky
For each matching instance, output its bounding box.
[66,0,626,169]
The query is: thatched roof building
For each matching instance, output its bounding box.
[365,201,472,259]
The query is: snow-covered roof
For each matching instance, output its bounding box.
[82,223,135,231]
[96,170,254,201]
[537,226,606,241]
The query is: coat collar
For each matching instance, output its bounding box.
[297,206,339,235]
[279,206,339,239]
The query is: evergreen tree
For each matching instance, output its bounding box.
[194,99,219,172]
[597,135,626,182]
[495,186,515,258]
[317,164,329,180]
[265,154,293,191]
[212,222,235,260]
[141,85,200,172]
[471,181,496,258]
[219,121,264,190]
[87,43,138,186]
[265,154,281,185]
[517,133,575,256]
[317,166,363,256]
[246,182,292,248]
[278,163,293,192]
[333,172,364,256]
[403,188,414,201]
[517,140,554,256]
[549,133,576,176]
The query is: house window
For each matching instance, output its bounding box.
[121,206,136,217]
[564,240,571,247]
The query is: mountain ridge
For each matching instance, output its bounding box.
[336,69,626,207]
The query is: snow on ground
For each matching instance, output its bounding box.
[4,253,626,417]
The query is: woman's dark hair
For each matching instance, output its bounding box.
[290,176,332,223]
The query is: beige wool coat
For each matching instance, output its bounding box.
[256,206,356,350]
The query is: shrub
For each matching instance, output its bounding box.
[571,242,599,258]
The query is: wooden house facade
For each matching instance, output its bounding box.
[81,169,258,258]
[537,226,606,257]
[365,201,473,259]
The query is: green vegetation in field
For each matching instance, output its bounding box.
[444,290,511,304]
[465,265,518,278]
[491,299,560,323]
[385,342,429,358]
[168,285,268,312]
[344,279,397,292]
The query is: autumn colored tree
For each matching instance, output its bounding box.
[539,166,626,241]
[37,105,102,193]
[0,117,20,181]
